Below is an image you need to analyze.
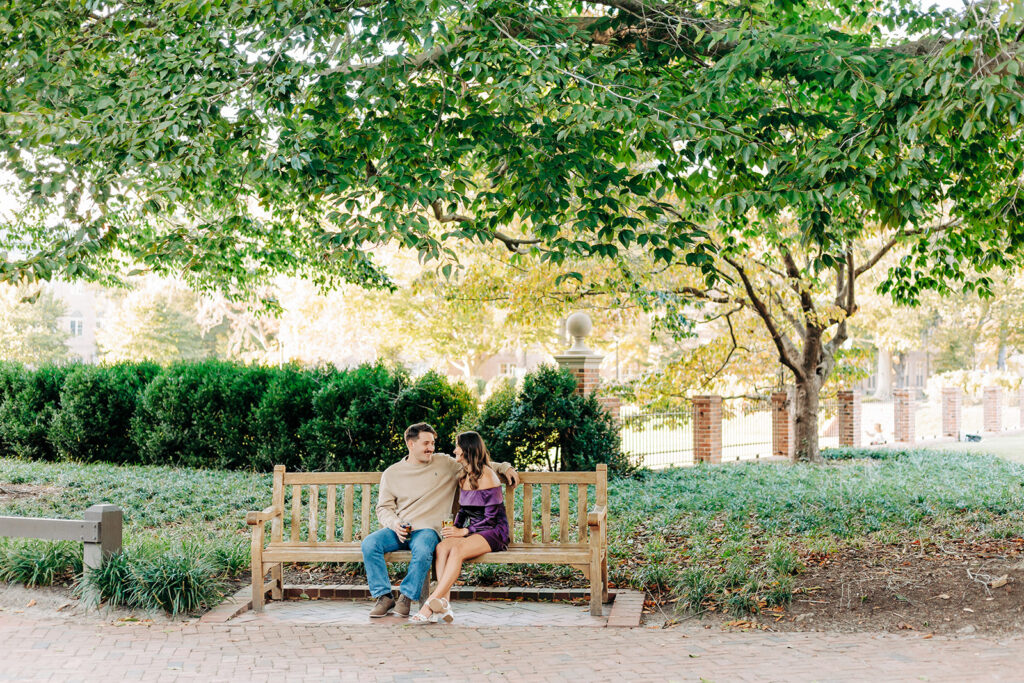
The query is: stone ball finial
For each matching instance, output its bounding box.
[566,311,593,353]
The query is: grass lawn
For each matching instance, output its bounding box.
[3,449,1024,624]
[917,432,1024,463]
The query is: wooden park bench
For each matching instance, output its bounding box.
[246,463,609,615]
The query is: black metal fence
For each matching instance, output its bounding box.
[619,402,694,469]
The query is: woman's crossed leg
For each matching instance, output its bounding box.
[412,534,490,622]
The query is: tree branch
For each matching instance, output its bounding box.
[429,201,542,253]
[722,254,805,380]
[855,218,963,279]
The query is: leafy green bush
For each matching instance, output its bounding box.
[473,378,519,465]
[50,363,161,463]
[131,361,272,469]
[0,539,82,586]
[249,365,326,471]
[471,365,629,473]
[394,370,477,454]
[299,362,410,471]
[0,364,77,461]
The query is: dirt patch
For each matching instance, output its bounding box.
[650,537,1024,636]
[777,538,1024,635]
[0,483,63,502]
[0,582,188,625]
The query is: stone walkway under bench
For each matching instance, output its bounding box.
[229,596,610,628]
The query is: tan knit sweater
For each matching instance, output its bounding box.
[376,454,512,535]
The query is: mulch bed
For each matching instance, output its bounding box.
[647,537,1024,635]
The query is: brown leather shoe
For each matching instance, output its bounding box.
[394,594,412,617]
[369,594,395,618]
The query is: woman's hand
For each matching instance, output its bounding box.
[441,526,469,539]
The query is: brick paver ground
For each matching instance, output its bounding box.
[2,599,1024,682]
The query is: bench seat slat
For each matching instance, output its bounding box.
[263,544,591,565]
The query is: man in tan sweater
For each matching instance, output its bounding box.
[362,422,519,618]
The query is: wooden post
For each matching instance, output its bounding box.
[81,504,122,574]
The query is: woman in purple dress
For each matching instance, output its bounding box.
[410,431,511,624]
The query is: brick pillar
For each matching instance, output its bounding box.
[692,395,722,464]
[555,312,618,421]
[941,387,962,439]
[837,390,862,447]
[598,395,621,422]
[555,353,603,396]
[771,388,795,459]
[893,388,915,444]
[983,386,1002,433]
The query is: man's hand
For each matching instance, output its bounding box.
[391,520,410,542]
[506,467,520,486]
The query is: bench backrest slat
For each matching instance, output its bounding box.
[577,483,588,541]
[325,486,337,542]
[285,472,382,485]
[540,484,551,543]
[522,482,533,544]
[559,485,570,542]
[308,486,319,544]
[361,484,372,538]
[290,485,302,542]
[269,464,607,546]
[272,466,286,543]
[343,484,354,542]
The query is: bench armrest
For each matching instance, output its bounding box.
[587,505,607,528]
[246,505,283,525]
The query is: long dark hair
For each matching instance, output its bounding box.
[456,431,491,490]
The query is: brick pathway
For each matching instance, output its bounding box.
[1,604,1023,681]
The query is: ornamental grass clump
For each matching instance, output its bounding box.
[77,542,226,615]
[0,539,81,586]
[130,550,225,615]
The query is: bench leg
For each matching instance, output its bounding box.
[251,525,264,612]
[589,542,603,616]
[271,563,283,600]
[601,551,609,603]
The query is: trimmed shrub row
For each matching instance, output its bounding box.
[0,361,626,473]
[0,360,473,471]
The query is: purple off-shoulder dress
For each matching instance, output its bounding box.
[455,486,510,552]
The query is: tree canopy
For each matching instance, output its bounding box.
[2,0,1021,289]
[4,0,1024,459]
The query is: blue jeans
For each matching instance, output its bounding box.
[361,527,440,600]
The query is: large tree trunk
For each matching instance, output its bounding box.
[793,374,824,463]
[874,347,893,400]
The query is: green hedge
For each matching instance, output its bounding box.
[0,361,626,473]
[0,361,478,471]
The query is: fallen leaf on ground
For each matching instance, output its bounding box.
[25,599,36,608]
[989,575,1009,589]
